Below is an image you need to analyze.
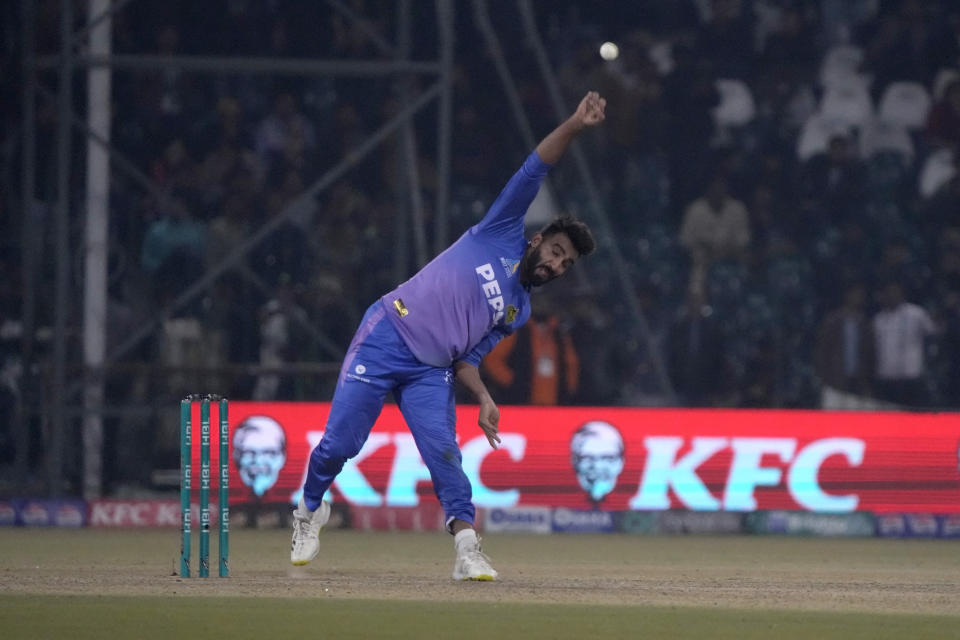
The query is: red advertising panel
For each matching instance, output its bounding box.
[211,404,960,514]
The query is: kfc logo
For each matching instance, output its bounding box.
[233,416,287,497]
[570,421,625,504]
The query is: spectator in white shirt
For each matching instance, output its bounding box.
[679,172,751,291]
[872,281,939,407]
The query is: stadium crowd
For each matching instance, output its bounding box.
[2,0,960,492]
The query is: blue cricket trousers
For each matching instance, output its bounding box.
[301,301,475,529]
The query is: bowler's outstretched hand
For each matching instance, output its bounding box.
[574,91,606,129]
[535,91,606,164]
[478,399,501,450]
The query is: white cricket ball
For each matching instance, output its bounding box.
[599,41,619,61]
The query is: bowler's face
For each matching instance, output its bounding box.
[522,232,579,287]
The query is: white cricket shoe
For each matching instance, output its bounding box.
[452,530,498,581]
[290,496,331,566]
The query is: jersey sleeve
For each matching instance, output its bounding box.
[472,151,552,240]
[458,325,514,368]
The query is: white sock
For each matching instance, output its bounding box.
[298,496,314,515]
[454,528,478,553]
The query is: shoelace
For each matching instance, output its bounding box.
[292,519,313,546]
[463,547,494,569]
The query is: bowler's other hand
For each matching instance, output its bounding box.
[478,399,501,450]
[574,91,606,128]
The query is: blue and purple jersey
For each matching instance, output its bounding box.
[381,151,552,367]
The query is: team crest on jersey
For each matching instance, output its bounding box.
[505,305,518,323]
[500,257,519,278]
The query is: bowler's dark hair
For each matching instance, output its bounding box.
[539,215,596,257]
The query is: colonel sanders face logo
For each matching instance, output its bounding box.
[570,421,625,503]
[232,416,287,497]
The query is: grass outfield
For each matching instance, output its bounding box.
[1,528,958,639]
[1,594,957,639]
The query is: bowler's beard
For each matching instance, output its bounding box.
[519,243,557,288]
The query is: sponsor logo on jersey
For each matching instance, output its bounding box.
[475,263,506,323]
[500,257,519,279]
[505,305,518,323]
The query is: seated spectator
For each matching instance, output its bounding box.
[255,92,317,175]
[151,138,200,196]
[207,171,259,268]
[872,280,939,407]
[798,134,866,225]
[197,97,264,210]
[141,189,207,311]
[814,281,875,401]
[141,190,205,275]
[679,172,751,290]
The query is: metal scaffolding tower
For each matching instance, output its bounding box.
[19,0,456,499]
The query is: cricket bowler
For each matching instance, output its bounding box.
[291,91,605,580]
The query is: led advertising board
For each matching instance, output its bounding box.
[205,404,960,514]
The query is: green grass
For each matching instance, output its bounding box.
[2,528,959,639]
[1,594,957,640]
